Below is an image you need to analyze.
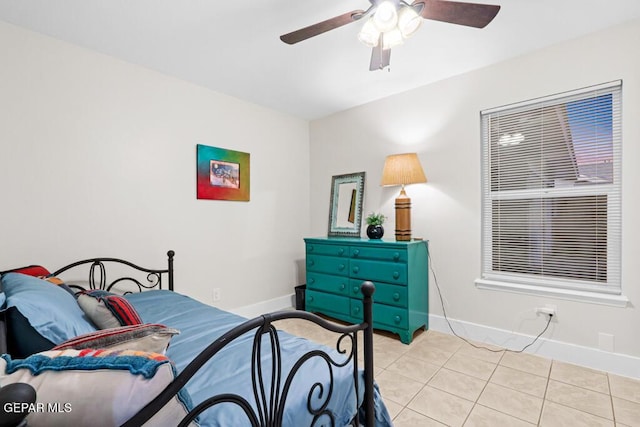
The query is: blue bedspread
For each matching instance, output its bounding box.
[125,290,392,427]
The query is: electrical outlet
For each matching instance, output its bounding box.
[212,288,221,302]
[536,305,557,317]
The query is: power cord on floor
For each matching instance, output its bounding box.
[429,251,553,353]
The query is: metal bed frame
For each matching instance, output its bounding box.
[0,251,377,427]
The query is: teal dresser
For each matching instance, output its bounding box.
[304,237,428,344]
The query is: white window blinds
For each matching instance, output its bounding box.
[480,81,622,295]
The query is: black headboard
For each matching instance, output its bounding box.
[49,250,175,293]
[0,250,175,355]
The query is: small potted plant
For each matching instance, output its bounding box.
[365,212,386,239]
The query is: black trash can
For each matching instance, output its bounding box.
[295,285,306,310]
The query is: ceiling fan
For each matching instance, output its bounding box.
[280,0,500,71]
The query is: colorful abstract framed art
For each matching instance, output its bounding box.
[196,144,250,201]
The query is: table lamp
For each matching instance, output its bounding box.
[381,153,427,241]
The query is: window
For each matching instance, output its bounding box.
[477,81,623,305]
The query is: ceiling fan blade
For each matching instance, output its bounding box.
[280,10,366,44]
[370,37,391,71]
[413,0,500,28]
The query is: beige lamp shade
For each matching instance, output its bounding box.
[381,153,427,186]
[381,153,426,241]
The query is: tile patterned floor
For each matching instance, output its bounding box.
[276,319,640,426]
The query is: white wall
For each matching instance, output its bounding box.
[0,21,310,309]
[310,19,640,376]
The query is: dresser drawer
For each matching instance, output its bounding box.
[374,304,409,329]
[307,272,349,297]
[306,243,349,258]
[350,298,365,320]
[350,246,407,263]
[349,279,407,308]
[306,255,349,276]
[306,290,350,316]
[350,301,408,329]
[350,259,407,285]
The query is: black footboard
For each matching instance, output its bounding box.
[123,282,377,427]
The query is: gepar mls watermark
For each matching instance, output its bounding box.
[3,402,72,414]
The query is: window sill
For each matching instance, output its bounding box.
[474,278,629,308]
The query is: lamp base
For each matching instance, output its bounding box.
[395,188,412,241]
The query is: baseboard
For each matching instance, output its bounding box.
[228,297,639,379]
[429,314,640,379]
[229,293,295,319]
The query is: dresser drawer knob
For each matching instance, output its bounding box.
[310,278,315,284]
[308,296,314,302]
[308,245,314,252]
[353,286,359,294]
[308,260,315,267]
[338,248,344,255]
[352,266,360,274]
[393,293,400,301]
[353,249,360,257]
[338,264,345,271]
[393,271,400,279]
[393,252,400,261]
[353,307,361,314]
[340,284,346,291]
[394,315,401,324]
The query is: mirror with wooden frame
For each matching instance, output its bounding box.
[328,172,365,237]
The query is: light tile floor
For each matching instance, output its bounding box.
[276,319,640,427]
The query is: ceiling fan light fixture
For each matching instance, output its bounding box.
[373,1,398,32]
[358,17,380,47]
[279,0,501,71]
[397,5,422,38]
[382,27,404,50]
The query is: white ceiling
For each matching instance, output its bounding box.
[1,0,639,120]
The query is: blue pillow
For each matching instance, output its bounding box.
[1,273,97,345]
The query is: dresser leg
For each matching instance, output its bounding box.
[399,330,413,344]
